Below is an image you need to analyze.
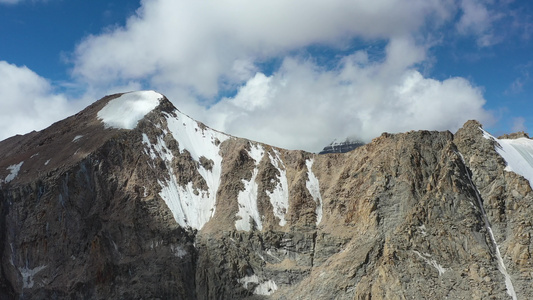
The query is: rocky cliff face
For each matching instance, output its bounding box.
[1,91,532,299]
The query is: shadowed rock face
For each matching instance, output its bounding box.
[1,93,532,299]
[318,139,365,154]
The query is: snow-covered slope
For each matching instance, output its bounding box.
[142,107,230,230]
[97,90,297,231]
[235,143,265,231]
[266,150,289,227]
[97,90,234,230]
[305,159,323,225]
[98,90,163,129]
[482,129,533,189]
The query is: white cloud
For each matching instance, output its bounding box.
[506,62,532,94]
[456,0,507,47]
[457,0,491,33]
[509,77,525,94]
[0,61,83,141]
[511,117,527,133]
[65,0,496,152]
[72,0,453,97]
[206,43,493,152]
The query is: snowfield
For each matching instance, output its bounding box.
[482,129,533,189]
[98,90,163,129]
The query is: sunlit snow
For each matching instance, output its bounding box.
[305,159,323,225]
[235,143,264,231]
[266,150,289,226]
[143,108,229,230]
[412,250,447,276]
[254,280,278,295]
[5,161,23,183]
[97,90,163,129]
[72,135,83,142]
[19,265,47,289]
[238,274,278,296]
[170,244,187,258]
[238,274,260,289]
[482,129,533,189]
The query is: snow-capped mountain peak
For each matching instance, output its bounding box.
[97,90,163,130]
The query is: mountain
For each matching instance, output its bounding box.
[318,138,365,154]
[1,91,533,299]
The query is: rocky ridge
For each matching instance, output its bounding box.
[0,91,532,299]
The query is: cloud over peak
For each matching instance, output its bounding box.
[1,0,507,150]
[207,49,492,151]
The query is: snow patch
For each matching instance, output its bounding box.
[19,265,47,289]
[143,109,229,230]
[238,274,278,296]
[235,168,261,231]
[266,150,289,226]
[235,143,264,231]
[97,90,163,129]
[142,186,148,197]
[72,135,83,142]
[5,161,23,183]
[170,245,188,258]
[482,129,533,189]
[254,280,278,295]
[44,159,50,166]
[238,274,259,289]
[413,250,447,276]
[487,226,517,300]
[418,224,427,236]
[247,143,265,165]
[305,159,323,225]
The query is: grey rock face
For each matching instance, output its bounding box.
[318,139,365,154]
[455,120,533,300]
[0,93,532,299]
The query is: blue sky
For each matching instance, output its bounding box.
[0,0,532,151]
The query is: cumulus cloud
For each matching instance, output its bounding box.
[0,61,83,141]
[64,0,497,152]
[72,0,453,96]
[207,44,492,151]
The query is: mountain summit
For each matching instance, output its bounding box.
[1,91,533,299]
[318,138,365,154]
